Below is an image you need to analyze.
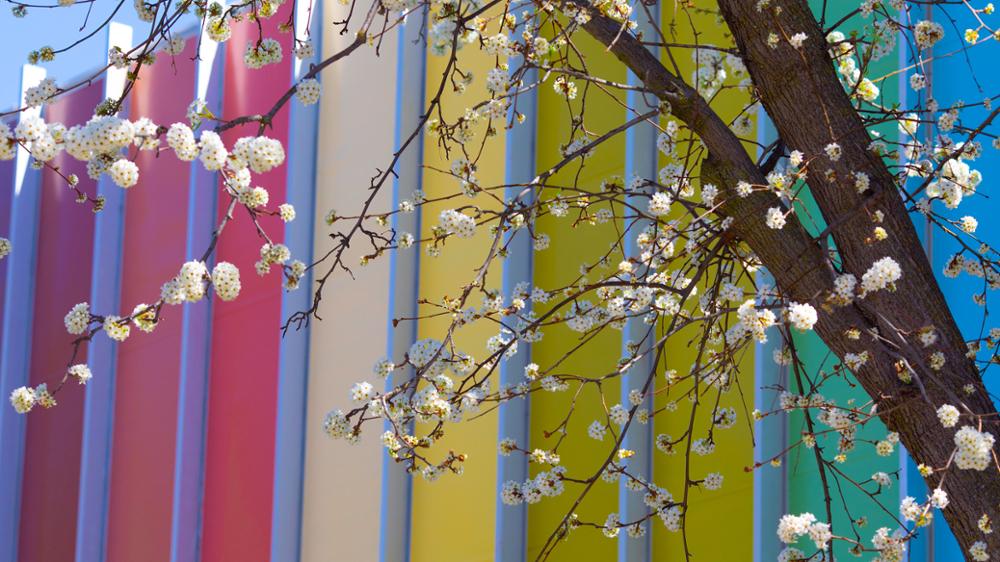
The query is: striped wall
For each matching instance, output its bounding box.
[619,5,658,561]
[0,2,986,561]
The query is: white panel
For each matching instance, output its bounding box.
[299,2,397,559]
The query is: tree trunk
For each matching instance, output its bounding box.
[578,1,1000,557]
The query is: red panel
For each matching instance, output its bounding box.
[18,82,102,562]
[104,43,198,562]
[200,10,292,562]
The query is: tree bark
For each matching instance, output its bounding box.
[579,1,1000,557]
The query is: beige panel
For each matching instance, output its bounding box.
[300,6,397,560]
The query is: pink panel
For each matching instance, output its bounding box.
[18,82,102,562]
[201,9,292,562]
[104,43,198,562]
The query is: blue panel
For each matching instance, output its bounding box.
[895,14,932,561]
[901,449,931,562]
[75,26,133,562]
[379,11,427,562]
[494,42,539,562]
[752,271,789,562]
[74,142,127,562]
[0,65,46,562]
[922,5,998,559]
[169,33,224,562]
[74,176,125,561]
[270,3,323,559]
[751,112,790,562]
[618,3,659,560]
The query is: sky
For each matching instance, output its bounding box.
[0,2,194,110]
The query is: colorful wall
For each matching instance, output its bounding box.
[0,1,978,561]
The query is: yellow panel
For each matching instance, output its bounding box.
[527,29,628,561]
[652,4,756,560]
[408,21,506,562]
[300,5,397,559]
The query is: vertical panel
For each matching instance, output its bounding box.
[201,7,292,561]
[102,35,196,562]
[896,9,931,558]
[618,3,659,560]
[76,23,133,562]
[752,108,787,562]
[0,64,47,562]
[170,23,224,562]
[494,39,538,562]
[408,4,504,559]
[753,108,788,562]
[18,79,103,562]
[528,30,625,562]
[0,146,10,558]
[270,1,322,559]
[298,1,395,560]
[649,5,756,560]
[922,2,998,559]
[380,11,425,562]
[0,142,13,359]
[752,269,788,562]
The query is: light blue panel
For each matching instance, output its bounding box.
[270,2,323,559]
[379,10,427,562]
[0,64,47,562]
[618,3,658,560]
[494,45,539,562]
[752,112,788,562]
[74,24,133,562]
[895,12,931,560]
[752,275,788,562]
[902,449,931,562]
[169,29,224,562]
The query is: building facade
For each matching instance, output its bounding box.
[0,1,991,561]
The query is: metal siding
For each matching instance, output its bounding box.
[753,118,788,562]
[409,8,505,561]
[648,7,756,559]
[528,29,626,562]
